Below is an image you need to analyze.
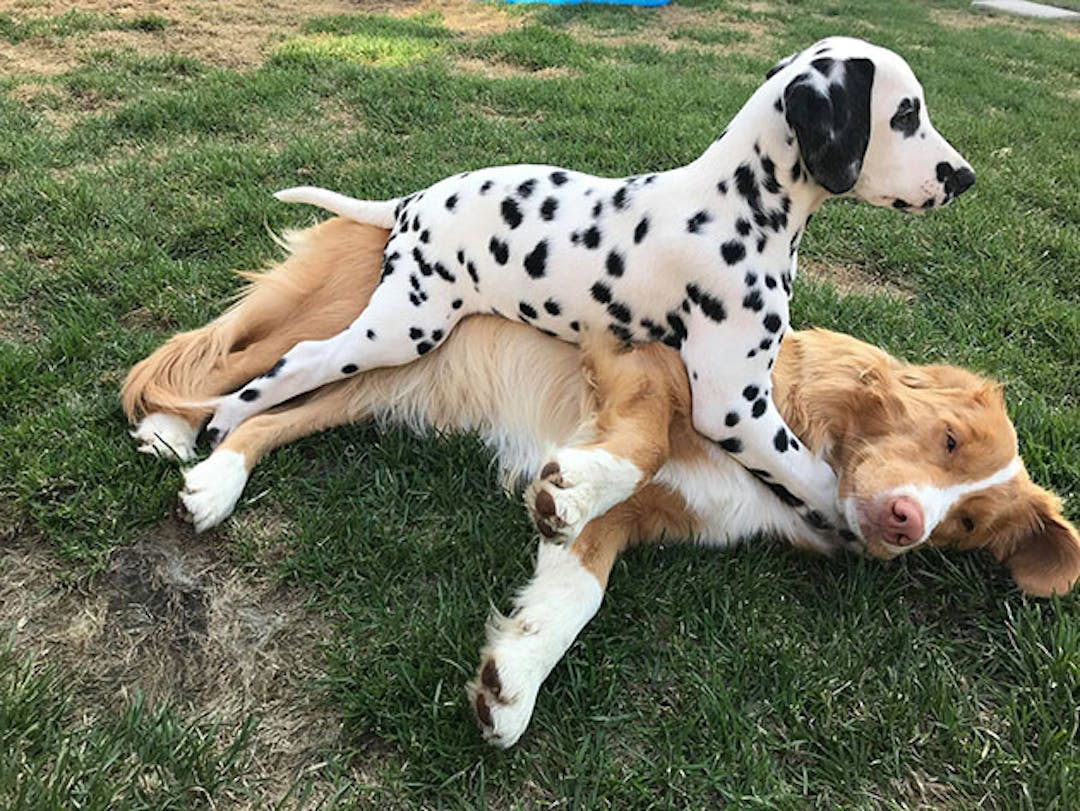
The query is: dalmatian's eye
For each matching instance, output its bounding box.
[946,431,957,453]
[961,516,975,533]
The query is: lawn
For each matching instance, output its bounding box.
[0,0,1078,807]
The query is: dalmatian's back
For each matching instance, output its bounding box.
[301,161,769,354]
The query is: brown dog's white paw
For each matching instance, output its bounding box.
[467,653,542,749]
[526,448,642,541]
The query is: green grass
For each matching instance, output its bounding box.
[1,0,1078,807]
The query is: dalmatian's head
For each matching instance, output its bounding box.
[769,37,974,211]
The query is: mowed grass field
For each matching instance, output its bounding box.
[1,0,1078,807]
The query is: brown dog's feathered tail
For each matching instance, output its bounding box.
[120,218,390,427]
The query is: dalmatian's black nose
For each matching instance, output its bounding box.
[937,162,976,199]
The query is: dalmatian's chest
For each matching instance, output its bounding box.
[384,163,798,346]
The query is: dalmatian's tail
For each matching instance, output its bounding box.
[274,186,399,229]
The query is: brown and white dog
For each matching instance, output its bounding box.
[122,218,1080,748]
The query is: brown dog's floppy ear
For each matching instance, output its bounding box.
[784,58,875,194]
[992,488,1080,597]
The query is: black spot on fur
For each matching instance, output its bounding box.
[725,411,740,427]
[718,438,743,453]
[445,194,458,211]
[641,318,666,340]
[591,282,612,304]
[409,293,421,307]
[774,429,790,452]
[518,179,537,198]
[745,272,758,287]
[467,261,479,284]
[613,186,630,210]
[456,250,465,264]
[434,262,455,282]
[381,251,400,279]
[570,320,580,332]
[480,180,493,194]
[606,251,625,278]
[263,358,286,378]
[341,364,358,374]
[608,324,633,343]
[519,301,537,320]
[501,198,523,229]
[697,291,726,323]
[766,481,803,507]
[757,236,768,254]
[544,299,561,316]
[607,301,632,323]
[717,180,728,194]
[764,313,782,333]
[736,218,752,237]
[239,388,259,402]
[743,290,764,311]
[721,240,746,265]
[634,217,649,244]
[665,312,687,345]
[452,298,463,309]
[687,210,712,233]
[409,327,424,340]
[582,226,602,249]
[541,197,558,220]
[524,240,549,278]
[751,398,767,418]
[592,200,603,218]
[743,385,760,401]
[489,237,509,265]
[416,341,433,356]
[550,171,569,186]
[892,198,910,210]
[759,338,772,351]
[765,275,777,289]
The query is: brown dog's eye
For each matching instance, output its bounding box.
[962,516,975,533]
[946,432,957,453]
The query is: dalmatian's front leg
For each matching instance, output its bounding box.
[680,307,843,535]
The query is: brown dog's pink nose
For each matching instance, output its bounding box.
[882,496,925,547]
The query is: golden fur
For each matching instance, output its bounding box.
[122,218,1080,598]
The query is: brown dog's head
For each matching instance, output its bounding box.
[785,330,1080,596]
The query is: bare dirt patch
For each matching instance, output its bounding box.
[452,55,574,79]
[800,257,915,301]
[0,519,353,805]
[564,3,776,58]
[0,0,527,75]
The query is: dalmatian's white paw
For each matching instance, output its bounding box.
[203,401,246,449]
[526,448,642,541]
[131,412,199,462]
[178,450,249,533]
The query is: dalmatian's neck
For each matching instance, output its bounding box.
[680,86,831,253]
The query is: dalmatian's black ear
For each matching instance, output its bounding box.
[765,51,799,79]
[783,58,875,195]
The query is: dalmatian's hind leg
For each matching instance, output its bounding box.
[205,276,464,444]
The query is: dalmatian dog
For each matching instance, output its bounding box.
[204,37,974,537]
